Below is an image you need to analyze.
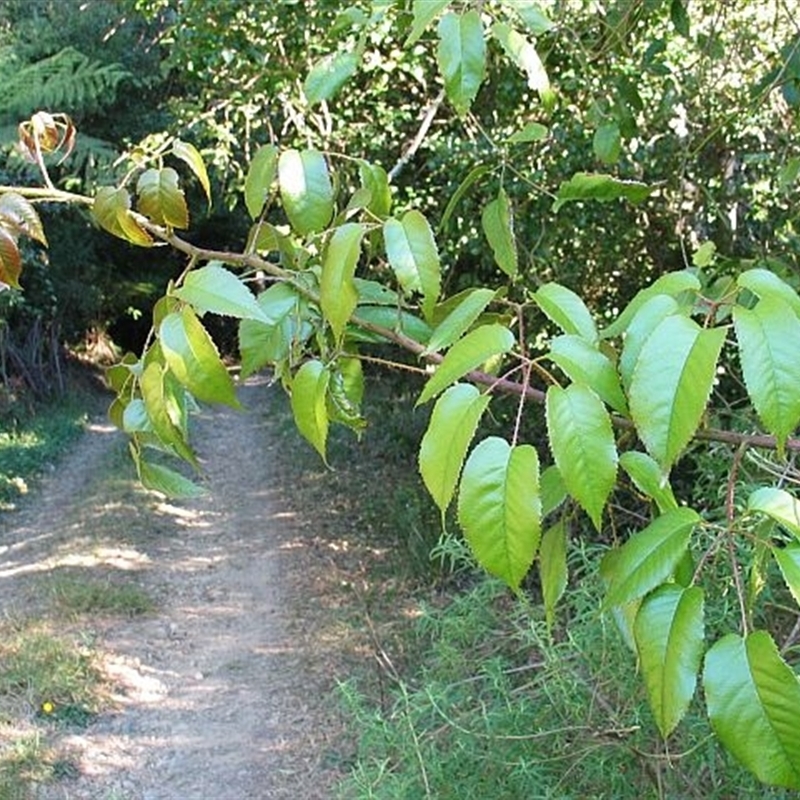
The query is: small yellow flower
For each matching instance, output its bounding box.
[41,701,55,715]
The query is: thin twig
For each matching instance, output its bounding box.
[388,89,445,182]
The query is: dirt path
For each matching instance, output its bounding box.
[0,379,351,799]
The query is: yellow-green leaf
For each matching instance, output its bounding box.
[137,167,189,228]
[244,144,279,220]
[278,149,334,236]
[321,223,363,342]
[171,139,211,204]
[291,360,330,462]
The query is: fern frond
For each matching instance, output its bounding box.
[0,46,131,121]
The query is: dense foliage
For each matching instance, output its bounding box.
[2,0,800,792]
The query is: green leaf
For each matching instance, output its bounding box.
[491,22,550,97]
[291,360,330,461]
[457,437,541,591]
[734,297,800,453]
[0,227,21,289]
[628,316,726,471]
[748,487,800,540]
[438,164,492,233]
[383,210,441,319]
[304,49,360,105]
[533,282,597,342]
[540,465,567,517]
[137,167,189,229]
[244,144,279,220]
[278,149,334,235]
[481,188,518,277]
[321,223,363,342]
[603,507,699,609]
[417,324,515,405]
[774,544,800,606]
[134,451,204,498]
[670,0,690,37]
[546,384,617,529]
[159,308,239,408]
[593,122,621,164]
[703,631,800,789]
[121,398,151,433]
[507,122,549,144]
[548,334,628,414]
[407,0,450,45]
[174,263,269,322]
[552,172,654,213]
[423,288,496,355]
[634,585,705,738]
[93,186,152,246]
[539,520,567,630]
[619,451,678,513]
[349,305,432,346]
[437,10,486,117]
[419,383,491,515]
[504,0,554,34]
[354,278,399,307]
[358,160,392,219]
[737,268,800,317]
[693,241,716,267]
[0,192,47,245]
[602,270,700,339]
[171,140,211,204]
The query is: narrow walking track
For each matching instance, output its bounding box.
[1,379,348,799]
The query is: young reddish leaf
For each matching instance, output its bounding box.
[278,149,334,236]
[539,520,568,630]
[423,288,496,355]
[174,263,269,322]
[533,282,597,342]
[628,316,726,471]
[417,324,515,405]
[734,297,800,454]
[244,144,279,220]
[437,10,486,117]
[304,50,360,105]
[137,167,189,229]
[419,383,491,516]
[0,227,22,289]
[546,384,617,530]
[773,543,800,606]
[603,507,699,609]
[159,308,239,408]
[634,584,705,738]
[704,631,800,789]
[321,223,363,343]
[548,334,628,414]
[748,487,800,540]
[171,140,211,204]
[0,192,47,245]
[619,451,678,513]
[481,188,518,277]
[291,360,330,462]
[457,437,541,592]
[93,186,153,246]
[384,210,441,320]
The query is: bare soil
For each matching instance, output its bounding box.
[0,378,369,799]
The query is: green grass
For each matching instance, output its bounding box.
[45,573,155,618]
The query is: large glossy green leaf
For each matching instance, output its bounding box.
[137,167,189,229]
[491,22,550,97]
[321,223,364,342]
[546,384,617,530]
[278,149,334,235]
[481,188,518,277]
[291,360,330,462]
[174,263,269,322]
[773,544,800,606]
[417,324,515,405]
[304,50,360,105]
[734,297,800,453]
[619,451,678,513]
[748,487,800,540]
[552,172,654,212]
[603,507,699,609]
[159,308,239,408]
[407,0,450,45]
[0,227,21,289]
[548,334,628,414]
[423,288,496,355]
[634,584,705,738]
[602,271,700,339]
[533,283,597,342]
[704,631,800,789]
[171,140,211,205]
[93,186,152,246]
[457,437,541,591]
[419,383,491,515]
[383,210,441,320]
[737,268,800,318]
[628,316,726,471]
[244,144,279,220]
[132,444,204,499]
[539,520,568,630]
[437,10,486,117]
